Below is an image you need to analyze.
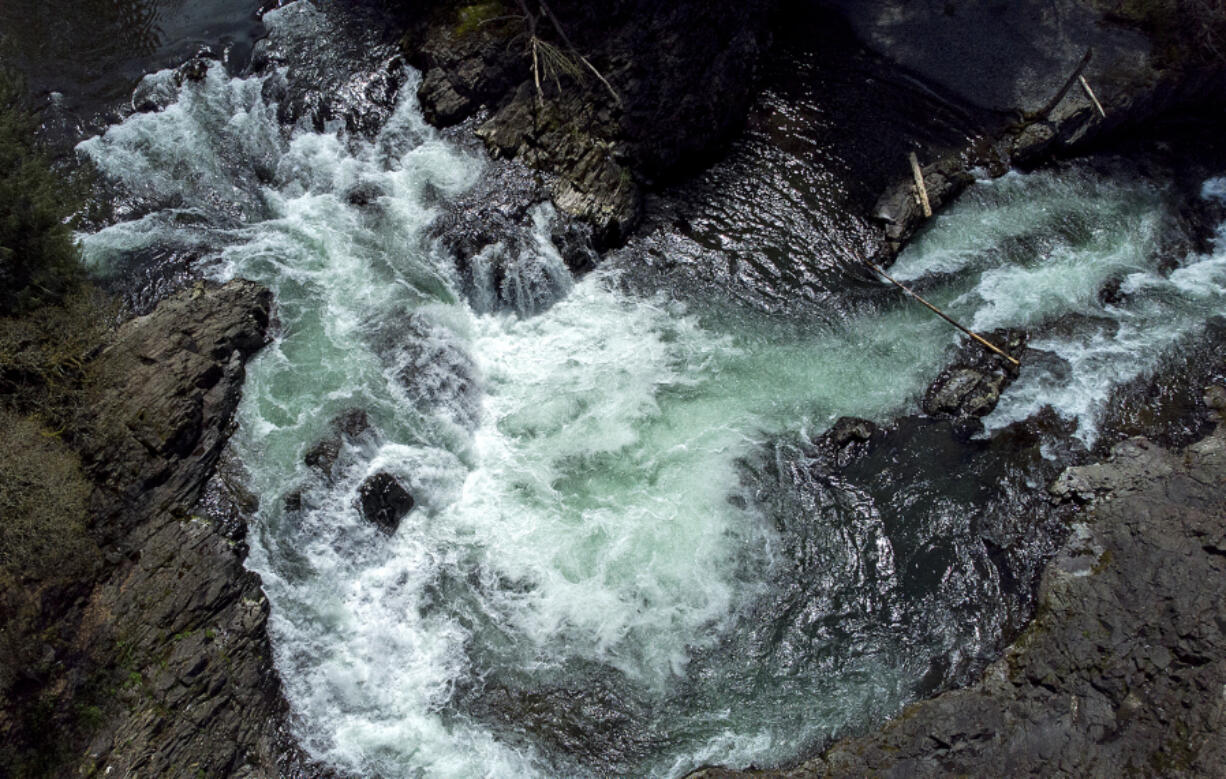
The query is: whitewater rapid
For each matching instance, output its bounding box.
[76,5,1226,776]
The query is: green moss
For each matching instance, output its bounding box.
[1091,547,1114,574]
[73,704,105,732]
[454,2,507,38]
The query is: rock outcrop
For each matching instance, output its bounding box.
[403,0,774,244]
[695,418,1226,777]
[0,280,296,777]
[71,280,288,777]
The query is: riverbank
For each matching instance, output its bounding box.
[695,404,1226,776]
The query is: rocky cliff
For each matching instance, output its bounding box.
[0,280,296,777]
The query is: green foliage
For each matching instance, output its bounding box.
[0,69,87,315]
[454,1,508,37]
[0,410,98,585]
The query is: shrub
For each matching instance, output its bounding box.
[0,409,98,585]
[0,286,115,435]
[0,69,86,315]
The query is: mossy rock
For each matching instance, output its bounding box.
[454,1,509,38]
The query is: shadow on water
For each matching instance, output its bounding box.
[0,0,267,140]
[614,3,1008,322]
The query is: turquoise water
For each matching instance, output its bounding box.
[77,6,1226,774]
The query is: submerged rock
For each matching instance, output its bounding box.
[304,408,372,478]
[358,471,414,533]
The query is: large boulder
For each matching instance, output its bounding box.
[358,471,415,533]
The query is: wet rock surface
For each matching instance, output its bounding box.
[303,409,372,479]
[357,472,415,533]
[741,405,1073,696]
[606,5,993,317]
[921,329,1025,423]
[427,151,592,314]
[1095,318,1226,455]
[404,0,774,243]
[696,417,1226,778]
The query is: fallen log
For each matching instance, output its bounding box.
[865,260,1020,367]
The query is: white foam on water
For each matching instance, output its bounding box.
[891,170,1226,444]
[75,8,1226,772]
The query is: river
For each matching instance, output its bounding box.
[13,0,1226,776]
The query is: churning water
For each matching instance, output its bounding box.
[76,4,1226,776]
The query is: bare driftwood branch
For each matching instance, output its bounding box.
[865,260,1020,366]
[514,0,621,107]
[908,152,933,219]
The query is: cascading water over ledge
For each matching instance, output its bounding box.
[73,5,1226,776]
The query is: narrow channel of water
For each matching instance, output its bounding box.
[75,5,1226,776]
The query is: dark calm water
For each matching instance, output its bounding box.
[0,0,267,141]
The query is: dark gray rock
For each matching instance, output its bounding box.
[696,426,1226,778]
[827,417,876,447]
[822,0,1156,116]
[1094,318,1226,455]
[922,329,1025,421]
[304,437,342,474]
[83,280,272,543]
[358,472,414,533]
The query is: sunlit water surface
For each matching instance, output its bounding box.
[76,6,1226,775]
